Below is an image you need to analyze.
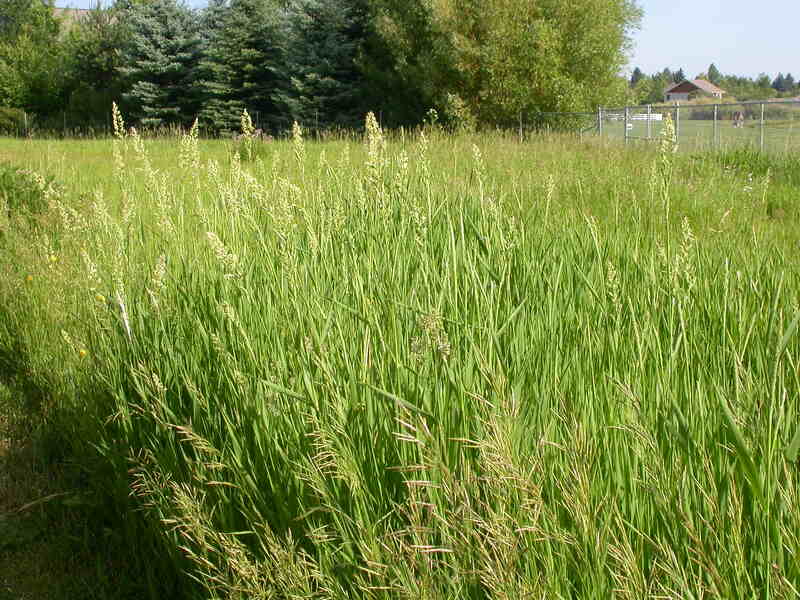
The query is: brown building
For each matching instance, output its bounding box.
[52,7,92,31]
[664,79,726,103]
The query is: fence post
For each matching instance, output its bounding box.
[518,111,523,142]
[675,103,680,144]
[598,106,603,137]
[647,104,652,140]
[760,102,765,152]
[713,104,718,149]
[624,106,629,145]
[23,110,28,137]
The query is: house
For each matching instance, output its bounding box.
[664,79,726,103]
[52,7,92,31]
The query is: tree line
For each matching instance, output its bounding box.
[0,0,641,135]
[629,63,800,105]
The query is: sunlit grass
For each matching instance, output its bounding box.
[1,119,799,598]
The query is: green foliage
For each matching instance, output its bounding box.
[630,64,800,104]
[441,92,477,132]
[0,163,54,216]
[62,4,128,123]
[0,107,25,135]
[0,0,59,43]
[629,66,644,88]
[707,62,721,85]
[631,71,669,104]
[1,1,797,134]
[197,0,291,135]
[0,58,25,108]
[0,0,67,116]
[772,72,796,94]
[118,0,203,128]
[366,0,641,126]
[281,0,371,131]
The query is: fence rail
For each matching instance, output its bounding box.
[533,99,800,153]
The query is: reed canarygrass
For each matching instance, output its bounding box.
[1,114,799,598]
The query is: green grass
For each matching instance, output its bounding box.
[1,121,799,598]
[0,377,157,600]
[603,116,800,153]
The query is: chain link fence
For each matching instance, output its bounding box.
[531,99,800,153]
[2,99,799,148]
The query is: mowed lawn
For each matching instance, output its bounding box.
[1,126,800,599]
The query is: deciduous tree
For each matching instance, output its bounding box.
[63,4,128,125]
[0,0,65,114]
[365,0,642,126]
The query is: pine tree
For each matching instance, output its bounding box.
[673,68,685,83]
[282,0,370,131]
[118,0,203,128]
[198,0,290,135]
[629,66,643,87]
[707,63,721,84]
[784,73,796,92]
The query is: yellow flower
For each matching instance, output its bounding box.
[26,275,33,282]
[79,349,88,358]
[49,255,58,263]
[95,294,106,303]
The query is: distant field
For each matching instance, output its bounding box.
[1,124,800,599]
[602,112,800,152]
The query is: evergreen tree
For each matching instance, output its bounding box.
[198,0,290,134]
[282,0,370,131]
[772,73,785,91]
[118,0,203,128]
[707,63,721,84]
[629,66,643,87]
[756,73,772,88]
[673,68,685,83]
[784,73,796,92]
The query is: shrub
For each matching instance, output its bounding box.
[0,107,27,136]
[0,163,57,216]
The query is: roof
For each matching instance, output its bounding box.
[664,79,726,95]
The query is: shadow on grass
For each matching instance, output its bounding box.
[0,356,183,600]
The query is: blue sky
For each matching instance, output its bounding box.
[630,0,799,79]
[60,0,798,80]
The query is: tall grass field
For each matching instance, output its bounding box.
[1,112,800,599]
